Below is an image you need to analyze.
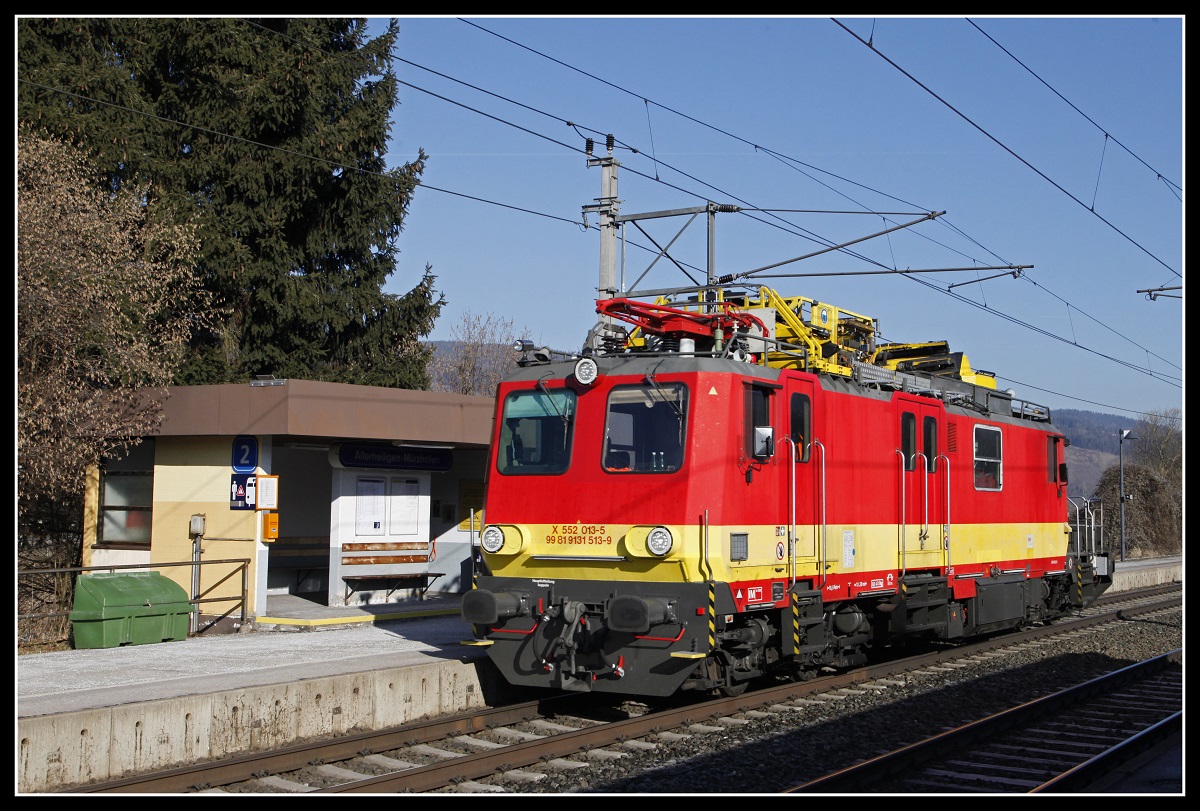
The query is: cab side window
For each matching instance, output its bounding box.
[789,393,811,463]
[901,411,917,471]
[745,384,775,460]
[974,425,1002,490]
[923,415,938,473]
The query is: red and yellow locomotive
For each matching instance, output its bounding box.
[462,286,1113,697]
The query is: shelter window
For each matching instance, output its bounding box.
[97,440,154,547]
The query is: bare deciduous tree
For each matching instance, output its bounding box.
[17,125,219,525]
[1093,408,1183,560]
[1130,408,1182,488]
[427,311,527,397]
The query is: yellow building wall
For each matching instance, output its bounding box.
[81,465,100,567]
[151,437,260,616]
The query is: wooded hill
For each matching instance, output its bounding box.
[1053,408,1137,500]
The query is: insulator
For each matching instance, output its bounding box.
[716,274,736,284]
[715,204,739,213]
[606,134,614,152]
[585,138,594,155]
[599,334,626,352]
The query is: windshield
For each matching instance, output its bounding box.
[495,388,577,475]
[602,383,688,473]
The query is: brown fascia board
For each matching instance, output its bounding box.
[156,380,494,447]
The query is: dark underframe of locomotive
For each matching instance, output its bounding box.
[465,555,1109,698]
[691,559,1106,695]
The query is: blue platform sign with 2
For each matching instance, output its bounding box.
[232,435,258,473]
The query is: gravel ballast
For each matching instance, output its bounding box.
[503,608,1182,794]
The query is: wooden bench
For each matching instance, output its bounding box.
[339,541,444,602]
[342,572,446,602]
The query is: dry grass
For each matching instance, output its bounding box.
[18,537,78,654]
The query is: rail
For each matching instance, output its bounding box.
[786,647,1182,793]
[17,558,250,646]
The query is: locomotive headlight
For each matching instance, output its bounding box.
[646,526,674,556]
[480,525,506,553]
[573,356,600,386]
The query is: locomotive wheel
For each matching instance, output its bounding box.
[719,680,749,697]
[790,664,817,681]
[705,656,750,696]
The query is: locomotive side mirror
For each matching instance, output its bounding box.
[753,426,775,459]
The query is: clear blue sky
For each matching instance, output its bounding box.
[370,16,1183,422]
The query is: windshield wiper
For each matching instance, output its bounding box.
[537,378,572,448]
[645,371,684,422]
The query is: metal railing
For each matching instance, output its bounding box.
[1068,497,1105,558]
[17,558,250,646]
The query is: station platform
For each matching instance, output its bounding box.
[18,592,468,714]
[256,590,463,631]
[16,557,1182,794]
[16,592,510,794]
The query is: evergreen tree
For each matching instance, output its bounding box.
[17,17,443,387]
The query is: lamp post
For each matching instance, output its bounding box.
[1119,429,1135,562]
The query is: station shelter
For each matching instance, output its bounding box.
[80,378,494,625]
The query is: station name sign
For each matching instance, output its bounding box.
[333,442,453,472]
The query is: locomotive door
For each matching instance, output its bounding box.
[898,398,947,572]
[785,379,819,578]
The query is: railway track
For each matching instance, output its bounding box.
[788,648,1183,793]
[72,587,1181,794]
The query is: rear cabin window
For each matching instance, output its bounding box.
[496,388,577,475]
[973,424,1002,490]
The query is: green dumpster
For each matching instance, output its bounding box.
[69,572,195,649]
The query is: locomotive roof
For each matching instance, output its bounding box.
[504,352,783,384]
[505,344,1054,427]
[505,285,1053,424]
